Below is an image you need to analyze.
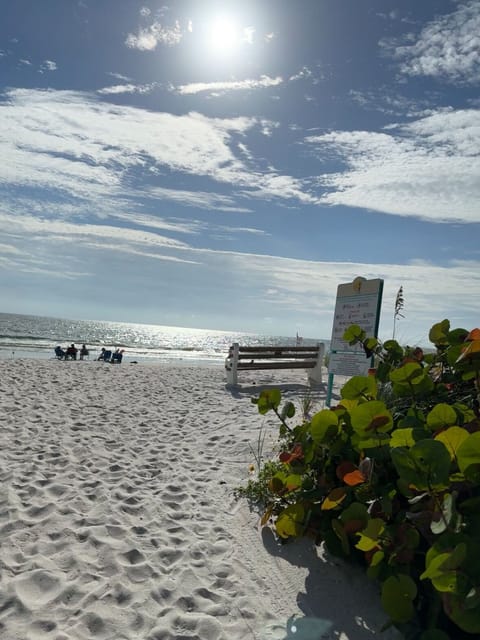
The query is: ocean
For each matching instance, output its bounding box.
[0,313,325,365]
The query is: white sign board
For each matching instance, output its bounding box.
[330,278,384,352]
[328,352,371,377]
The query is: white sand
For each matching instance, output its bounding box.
[0,359,399,640]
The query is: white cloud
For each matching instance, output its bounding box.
[107,72,133,82]
[308,108,480,222]
[97,83,156,95]
[140,7,151,17]
[0,88,311,223]
[125,20,182,50]
[39,59,57,72]
[388,0,480,84]
[174,75,283,95]
[19,59,32,66]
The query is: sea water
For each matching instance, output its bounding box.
[0,313,325,365]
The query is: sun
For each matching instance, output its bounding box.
[208,17,239,53]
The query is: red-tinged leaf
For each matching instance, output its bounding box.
[466,328,480,341]
[279,443,304,464]
[321,487,347,510]
[367,415,391,432]
[336,461,357,481]
[343,469,366,487]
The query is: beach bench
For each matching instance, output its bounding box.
[225,342,325,386]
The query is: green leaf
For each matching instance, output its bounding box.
[435,426,469,461]
[275,503,306,539]
[355,518,384,552]
[444,593,480,633]
[256,389,281,414]
[341,375,377,400]
[281,401,296,420]
[391,439,451,490]
[426,404,458,431]
[349,401,393,438]
[381,574,417,623]
[429,319,450,346]
[390,428,415,448]
[309,410,338,444]
[343,324,366,345]
[390,362,425,385]
[457,432,480,476]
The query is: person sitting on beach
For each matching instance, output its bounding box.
[54,345,65,359]
[79,344,89,360]
[65,344,78,360]
[97,347,112,361]
[110,348,124,363]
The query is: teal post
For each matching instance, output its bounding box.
[326,372,334,407]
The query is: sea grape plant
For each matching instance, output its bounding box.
[245,320,480,639]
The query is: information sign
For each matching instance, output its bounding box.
[326,277,384,405]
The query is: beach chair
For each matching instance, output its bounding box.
[54,346,65,359]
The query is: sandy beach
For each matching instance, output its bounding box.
[0,359,399,640]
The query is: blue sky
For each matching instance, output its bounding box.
[1,0,479,343]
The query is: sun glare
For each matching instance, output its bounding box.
[208,17,239,52]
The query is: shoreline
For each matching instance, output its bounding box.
[0,359,398,639]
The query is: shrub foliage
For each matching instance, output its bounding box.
[243,320,480,639]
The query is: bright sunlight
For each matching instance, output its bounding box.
[208,17,239,53]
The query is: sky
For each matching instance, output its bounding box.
[1,0,479,344]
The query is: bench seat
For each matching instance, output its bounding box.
[225,343,324,385]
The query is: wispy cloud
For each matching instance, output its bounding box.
[107,72,133,82]
[125,21,183,50]
[39,59,57,73]
[0,88,312,222]
[97,83,156,95]
[174,75,283,95]
[308,108,480,222]
[384,0,480,84]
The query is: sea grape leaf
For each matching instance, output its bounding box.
[381,574,417,623]
[391,439,451,490]
[457,432,480,475]
[426,404,458,431]
[331,519,350,555]
[343,324,365,345]
[281,401,296,420]
[390,428,415,448]
[339,502,369,530]
[390,362,424,385]
[255,389,281,414]
[309,410,338,444]
[457,339,480,364]
[355,518,384,552]
[275,503,306,539]
[435,426,469,461]
[321,487,347,511]
[349,401,393,437]
[285,474,303,491]
[341,375,377,400]
[443,593,480,633]
[429,319,450,346]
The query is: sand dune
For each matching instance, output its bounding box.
[0,359,399,639]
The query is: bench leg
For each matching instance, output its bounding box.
[308,343,324,385]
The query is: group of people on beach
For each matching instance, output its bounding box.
[97,347,125,363]
[54,344,124,363]
[55,344,89,360]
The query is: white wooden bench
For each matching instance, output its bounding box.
[225,342,325,386]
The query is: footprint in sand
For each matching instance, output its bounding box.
[13,569,64,609]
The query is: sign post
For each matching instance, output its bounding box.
[326,277,384,406]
